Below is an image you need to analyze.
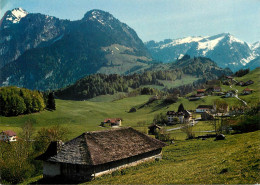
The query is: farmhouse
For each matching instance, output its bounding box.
[0,130,17,142]
[196,105,214,113]
[36,127,166,182]
[167,110,192,124]
[225,90,236,98]
[101,118,122,127]
[243,88,253,95]
[197,89,206,96]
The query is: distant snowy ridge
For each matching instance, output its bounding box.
[146,33,259,71]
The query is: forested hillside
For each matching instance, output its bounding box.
[56,56,232,100]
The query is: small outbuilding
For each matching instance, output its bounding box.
[101,118,122,127]
[36,127,166,182]
[0,130,17,142]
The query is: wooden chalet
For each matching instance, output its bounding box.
[36,127,166,182]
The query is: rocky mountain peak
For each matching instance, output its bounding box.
[1,8,28,25]
[82,9,115,25]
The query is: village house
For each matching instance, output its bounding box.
[0,130,17,142]
[101,118,122,127]
[36,127,166,182]
[226,76,233,82]
[188,94,202,101]
[213,86,221,92]
[148,124,162,135]
[243,88,253,95]
[196,89,206,96]
[236,81,245,86]
[225,90,236,98]
[167,110,192,124]
[195,105,214,113]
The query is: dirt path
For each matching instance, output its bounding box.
[230,85,247,106]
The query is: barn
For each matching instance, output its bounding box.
[36,127,166,182]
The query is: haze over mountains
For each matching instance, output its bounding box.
[0,8,259,90]
[146,33,260,72]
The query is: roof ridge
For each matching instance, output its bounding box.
[85,127,130,134]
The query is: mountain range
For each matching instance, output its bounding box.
[0,8,258,91]
[146,34,260,71]
[0,8,151,90]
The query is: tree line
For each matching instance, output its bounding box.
[0,86,55,116]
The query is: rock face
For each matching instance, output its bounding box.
[0,8,69,68]
[0,9,151,90]
[146,33,260,72]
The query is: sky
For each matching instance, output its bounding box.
[0,0,259,43]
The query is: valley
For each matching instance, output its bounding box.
[0,4,259,184]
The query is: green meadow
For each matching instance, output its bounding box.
[1,68,259,184]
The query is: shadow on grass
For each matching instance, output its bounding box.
[150,102,171,113]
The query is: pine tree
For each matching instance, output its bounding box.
[47,92,56,110]
[178,103,185,113]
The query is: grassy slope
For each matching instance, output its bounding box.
[220,68,260,105]
[0,94,247,139]
[1,69,258,139]
[86,131,260,184]
[158,74,200,88]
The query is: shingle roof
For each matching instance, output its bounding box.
[196,105,214,109]
[2,130,16,136]
[103,118,121,124]
[37,127,166,166]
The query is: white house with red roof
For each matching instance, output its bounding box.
[196,105,215,113]
[101,118,122,127]
[0,130,18,142]
[243,88,253,95]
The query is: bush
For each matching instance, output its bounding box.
[232,114,260,133]
[164,94,178,104]
[129,107,137,113]
[153,113,168,125]
[155,129,170,141]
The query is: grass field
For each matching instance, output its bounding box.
[1,69,259,184]
[158,74,200,88]
[0,91,253,140]
[83,130,260,184]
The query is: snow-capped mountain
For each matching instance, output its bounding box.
[0,9,151,90]
[0,8,28,27]
[0,8,70,68]
[146,33,259,71]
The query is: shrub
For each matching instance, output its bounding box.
[164,94,178,104]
